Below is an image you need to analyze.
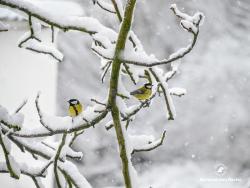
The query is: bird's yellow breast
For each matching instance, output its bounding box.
[133,88,152,100]
[68,103,83,117]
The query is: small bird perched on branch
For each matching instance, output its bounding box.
[68,99,83,120]
[130,83,153,100]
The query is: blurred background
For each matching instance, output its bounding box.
[0,0,250,187]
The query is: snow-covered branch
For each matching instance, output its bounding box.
[122,92,157,122]
[95,0,116,14]
[120,4,203,67]
[54,133,67,188]
[131,131,167,154]
[0,130,20,179]
[0,98,104,187]
[35,93,53,132]
[0,0,109,34]
[0,0,117,62]
[150,68,176,120]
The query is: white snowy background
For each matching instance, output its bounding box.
[1,0,250,188]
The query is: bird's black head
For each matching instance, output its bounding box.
[68,99,80,105]
[144,83,153,89]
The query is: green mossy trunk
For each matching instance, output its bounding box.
[107,0,137,188]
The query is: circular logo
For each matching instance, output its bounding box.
[215,163,227,176]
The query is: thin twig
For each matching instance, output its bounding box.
[35,93,53,132]
[26,47,62,62]
[15,99,28,113]
[30,176,42,188]
[96,0,116,13]
[54,132,67,188]
[51,25,54,43]
[91,99,106,106]
[122,92,157,121]
[0,130,19,179]
[101,61,112,83]
[150,68,175,120]
[123,63,136,85]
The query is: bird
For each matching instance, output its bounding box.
[68,99,83,118]
[130,83,153,100]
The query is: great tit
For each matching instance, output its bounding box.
[68,99,83,118]
[130,83,153,100]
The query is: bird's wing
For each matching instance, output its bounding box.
[130,89,145,95]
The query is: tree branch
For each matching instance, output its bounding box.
[150,68,175,120]
[54,132,67,188]
[0,130,19,179]
[14,99,28,114]
[0,0,98,34]
[107,0,137,187]
[35,93,53,132]
[132,131,166,154]
[96,0,116,14]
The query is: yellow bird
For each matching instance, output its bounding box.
[68,99,83,118]
[130,83,153,100]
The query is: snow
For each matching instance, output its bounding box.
[0,106,8,122]
[115,0,124,17]
[59,161,92,188]
[170,4,193,21]
[0,162,8,172]
[120,123,139,187]
[0,105,24,128]
[152,67,176,119]
[0,0,84,20]
[60,145,67,161]
[169,87,187,96]
[22,160,51,176]
[164,70,176,81]
[169,46,190,59]
[0,22,57,188]
[96,0,116,13]
[170,4,204,26]
[92,32,115,50]
[1,134,12,151]
[181,20,198,33]
[118,76,130,99]
[129,134,155,150]
[0,21,8,31]
[8,155,21,178]
[125,104,139,115]
[162,82,176,119]
[105,120,113,130]
[116,96,129,116]
[65,147,83,160]
[129,31,144,51]
[120,44,159,65]
[0,0,117,38]
[0,7,24,20]
[34,178,45,188]
[20,38,64,62]
[13,102,107,136]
